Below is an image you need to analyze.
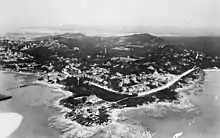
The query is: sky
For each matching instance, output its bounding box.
[0,0,219,34]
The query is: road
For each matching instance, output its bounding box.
[88,67,197,99]
[138,67,196,96]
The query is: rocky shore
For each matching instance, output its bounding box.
[45,69,205,138]
[0,65,206,138]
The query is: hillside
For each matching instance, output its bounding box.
[162,36,220,56]
[1,33,220,76]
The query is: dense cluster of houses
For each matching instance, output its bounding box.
[0,37,220,96]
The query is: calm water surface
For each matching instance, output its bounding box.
[0,72,62,138]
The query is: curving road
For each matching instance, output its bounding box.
[138,67,197,96]
[88,67,197,101]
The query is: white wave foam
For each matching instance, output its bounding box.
[49,94,154,138]
[48,91,200,138]
[46,71,202,138]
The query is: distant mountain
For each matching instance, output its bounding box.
[4,32,53,40]
[17,25,220,37]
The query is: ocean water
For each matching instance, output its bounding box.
[0,72,62,138]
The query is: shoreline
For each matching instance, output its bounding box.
[46,69,205,137]
[115,70,205,121]
[0,69,38,75]
[203,69,220,72]
[0,68,216,138]
[0,71,67,138]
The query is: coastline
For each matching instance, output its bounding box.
[116,69,220,138]
[0,69,38,75]
[1,28,220,138]
[0,68,218,138]
[46,69,205,138]
[203,69,220,72]
[0,71,67,138]
[117,69,205,119]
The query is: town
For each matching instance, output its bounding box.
[0,33,218,126]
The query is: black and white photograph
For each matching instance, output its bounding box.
[0,0,220,138]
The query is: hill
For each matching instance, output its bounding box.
[162,36,220,56]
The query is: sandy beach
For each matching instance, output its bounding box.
[0,72,66,138]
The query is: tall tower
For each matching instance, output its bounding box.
[77,77,80,86]
[104,46,107,55]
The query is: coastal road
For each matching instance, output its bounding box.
[89,67,197,100]
[138,67,197,96]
